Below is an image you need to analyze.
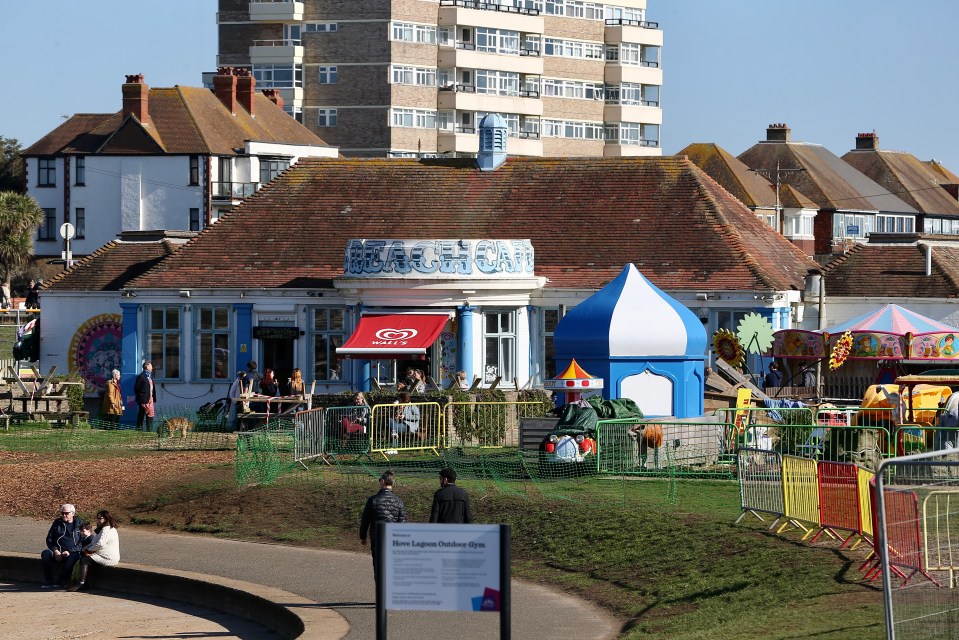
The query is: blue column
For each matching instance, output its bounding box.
[359,360,371,393]
[119,303,139,425]
[457,305,476,381]
[235,303,253,371]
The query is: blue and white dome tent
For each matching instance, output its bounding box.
[552,263,707,418]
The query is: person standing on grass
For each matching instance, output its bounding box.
[100,369,123,426]
[40,504,87,588]
[359,471,406,587]
[429,467,473,524]
[134,362,156,430]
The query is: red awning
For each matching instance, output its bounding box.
[336,313,451,359]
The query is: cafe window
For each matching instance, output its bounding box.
[147,306,182,380]
[540,307,561,382]
[312,307,347,381]
[195,306,231,380]
[483,310,516,384]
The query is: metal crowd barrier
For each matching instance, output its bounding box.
[369,401,443,460]
[293,407,326,466]
[736,448,784,526]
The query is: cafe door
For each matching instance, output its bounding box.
[254,325,297,393]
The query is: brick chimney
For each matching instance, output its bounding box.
[236,68,255,116]
[213,67,237,115]
[856,131,879,150]
[122,74,150,124]
[263,89,284,110]
[766,123,791,142]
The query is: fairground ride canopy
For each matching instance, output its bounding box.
[772,304,959,362]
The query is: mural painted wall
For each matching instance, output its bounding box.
[70,313,122,392]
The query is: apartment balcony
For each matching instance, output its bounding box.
[212,182,259,201]
[438,127,542,156]
[439,0,543,33]
[250,40,304,64]
[604,64,662,86]
[604,19,664,47]
[604,140,661,157]
[438,85,543,116]
[438,44,544,76]
[248,0,304,22]
[603,103,662,125]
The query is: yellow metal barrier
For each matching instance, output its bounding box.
[446,400,551,448]
[779,455,820,538]
[369,402,443,460]
[856,467,874,548]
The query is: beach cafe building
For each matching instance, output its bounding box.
[39,138,819,414]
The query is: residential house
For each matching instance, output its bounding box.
[841,131,959,236]
[738,124,918,257]
[22,69,337,260]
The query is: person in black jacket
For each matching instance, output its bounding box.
[133,362,157,430]
[429,468,473,524]
[359,471,406,586]
[40,503,87,588]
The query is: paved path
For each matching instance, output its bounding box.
[0,516,620,639]
[1,580,282,639]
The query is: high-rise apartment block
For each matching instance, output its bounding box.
[217,0,662,157]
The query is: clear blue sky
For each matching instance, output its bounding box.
[3,0,957,170]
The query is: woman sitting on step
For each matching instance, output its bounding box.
[69,510,120,591]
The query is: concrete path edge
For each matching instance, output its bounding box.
[0,552,350,640]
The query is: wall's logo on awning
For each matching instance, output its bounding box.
[373,328,418,344]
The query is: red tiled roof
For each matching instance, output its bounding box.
[23,85,328,156]
[677,143,778,208]
[129,157,820,292]
[823,243,959,298]
[24,114,119,156]
[843,149,959,216]
[43,240,185,292]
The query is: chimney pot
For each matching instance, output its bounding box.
[236,69,256,116]
[766,123,791,142]
[213,68,238,115]
[263,89,285,109]
[122,74,149,124]
[855,131,879,150]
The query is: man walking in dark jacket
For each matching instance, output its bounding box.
[359,471,406,586]
[429,468,473,524]
[134,362,157,430]
[40,503,87,587]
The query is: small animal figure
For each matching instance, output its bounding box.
[163,416,193,438]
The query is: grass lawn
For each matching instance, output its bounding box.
[0,324,15,360]
[114,466,885,639]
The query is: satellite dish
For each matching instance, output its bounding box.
[59,222,76,240]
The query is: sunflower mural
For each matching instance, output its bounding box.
[712,329,745,368]
[829,331,854,370]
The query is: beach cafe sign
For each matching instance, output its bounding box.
[344,239,535,279]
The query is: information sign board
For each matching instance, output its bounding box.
[383,523,503,612]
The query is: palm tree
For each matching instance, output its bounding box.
[0,191,44,292]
